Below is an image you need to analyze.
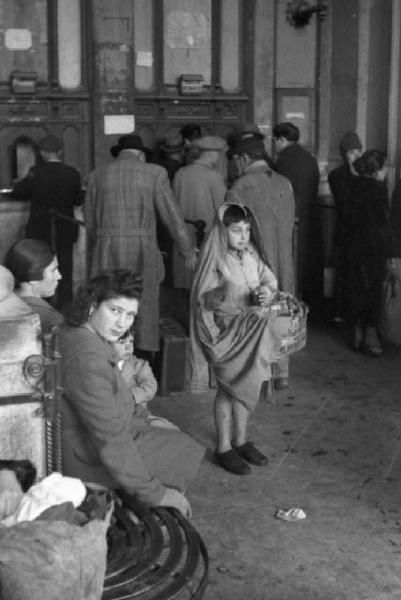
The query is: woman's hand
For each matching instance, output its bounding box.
[159,487,192,518]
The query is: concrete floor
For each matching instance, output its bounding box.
[151,321,401,600]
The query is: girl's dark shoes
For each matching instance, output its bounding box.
[233,441,268,466]
[214,448,251,475]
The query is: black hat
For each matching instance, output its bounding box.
[38,134,62,153]
[339,132,362,155]
[159,133,185,154]
[240,123,265,141]
[110,134,150,158]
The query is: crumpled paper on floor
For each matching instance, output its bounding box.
[275,507,306,522]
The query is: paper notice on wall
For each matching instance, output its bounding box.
[136,51,153,68]
[286,112,305,120]
[5,29,32,50]
[104,115,135,135]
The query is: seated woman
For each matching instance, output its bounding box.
[59,269,204,516]
[3,239,63,333]
[187,203,303,476]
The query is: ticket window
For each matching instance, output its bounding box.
[11,137,40,182]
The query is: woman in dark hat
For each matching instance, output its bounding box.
[328,132,363,321]
[339,149,398,355]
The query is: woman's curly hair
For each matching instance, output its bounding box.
[64,269,142,326]
[353,149,386,177]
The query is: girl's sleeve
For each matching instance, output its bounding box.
[258,256,278,290]
[129,358,157,406]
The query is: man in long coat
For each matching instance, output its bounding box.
[172,135,227,290]
[273,122,320,301]
[226,136,295,389]
[85,134,196,352]
[171,136,227,329]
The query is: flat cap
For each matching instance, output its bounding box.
[38,134,63,153]
[192,136,227,152]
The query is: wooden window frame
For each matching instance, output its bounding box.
[0,0,91,97]
[137,0,255,98]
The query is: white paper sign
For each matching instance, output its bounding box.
[5,29,32,50]
[136,51,153,67]
[104,115,135,135]
[286,112,305,120]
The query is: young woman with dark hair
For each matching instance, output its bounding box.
[4,238,63,333]
[59,268,204,516]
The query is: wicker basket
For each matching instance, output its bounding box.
[270,297,309,360]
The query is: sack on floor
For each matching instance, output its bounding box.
[380,272,401,346]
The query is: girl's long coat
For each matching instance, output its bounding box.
[85,153,193,351]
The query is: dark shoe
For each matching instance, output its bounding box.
[214,449,251,475]
[274,377,289,391]
[233,441,268,466]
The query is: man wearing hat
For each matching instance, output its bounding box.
[172,135,227,324]
[328,131,363,320]
[153,133,185,182]
[12,134,82,308]
[272,122,320,302]
[85,133,196,355]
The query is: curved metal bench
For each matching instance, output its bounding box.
[104,494,208,600]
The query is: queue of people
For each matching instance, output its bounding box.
[4,121,400,508]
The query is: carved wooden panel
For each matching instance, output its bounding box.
[0,99,90,186]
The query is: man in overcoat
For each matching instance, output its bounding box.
[273,122,320,301]
[84,134,196,353]
[172,136,227,290]
[227,136,295,390]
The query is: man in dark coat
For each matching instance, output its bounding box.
[12,134,82,308]
[273,122,320,301]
